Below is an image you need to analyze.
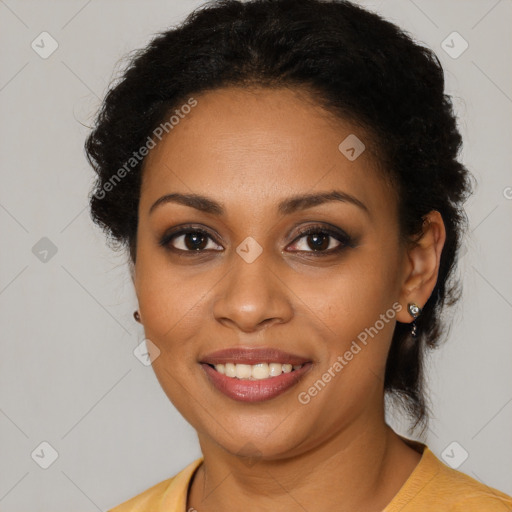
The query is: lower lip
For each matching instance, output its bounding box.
[201,363,312,402]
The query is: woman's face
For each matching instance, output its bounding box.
[134,86,409,459]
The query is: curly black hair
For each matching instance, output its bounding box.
[85,0,473,434]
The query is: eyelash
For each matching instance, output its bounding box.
[291,226,354,255]
[159,224,354,257]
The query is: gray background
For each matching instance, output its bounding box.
[0,0,511,510]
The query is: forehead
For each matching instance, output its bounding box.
[139,86,392,217]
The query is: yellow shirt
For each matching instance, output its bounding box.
[109,444,512,511]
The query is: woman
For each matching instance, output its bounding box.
[85,0,512,510]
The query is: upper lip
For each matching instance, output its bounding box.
[200,348,311,366]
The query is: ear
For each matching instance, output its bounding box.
[395,210,446,324]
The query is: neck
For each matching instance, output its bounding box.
[188,413,421,512]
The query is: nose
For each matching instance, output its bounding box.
[212,250,294,333]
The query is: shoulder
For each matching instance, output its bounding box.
[386,443,512,512]
[108,477,175,512]
[107,457,203,512]
[429,455,512,511]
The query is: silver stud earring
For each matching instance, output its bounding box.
[407,303,422,337]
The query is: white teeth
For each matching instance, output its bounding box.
[225,363,236,377]
[269,363,282,377]
[212,362,304,379]
[235,364,252,379]
[252,363,269,380]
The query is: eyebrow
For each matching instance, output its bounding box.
[148,190,369,216]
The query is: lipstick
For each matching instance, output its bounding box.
[200,348,312,402]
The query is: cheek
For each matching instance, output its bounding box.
[290,250,400,338]
[134,247,210,363]
[286,248,402,407]
[136,258,208,418]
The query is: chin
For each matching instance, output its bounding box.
[198,408,315,460]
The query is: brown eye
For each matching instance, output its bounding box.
[182,232,209,250]
[304,232,331,251]
[160,228,223,253]
[288,225,353,255]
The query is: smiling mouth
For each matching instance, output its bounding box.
[206,362,305,380]
[199,347,313,401]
